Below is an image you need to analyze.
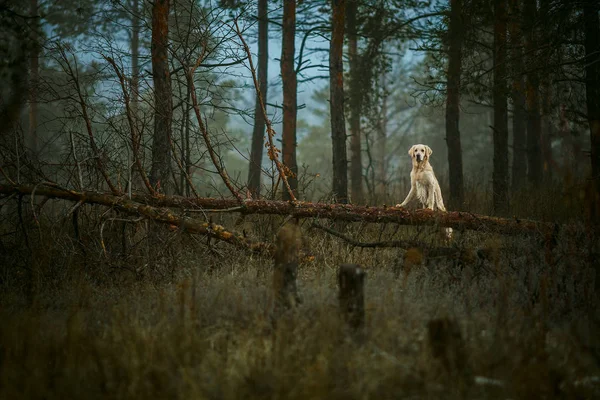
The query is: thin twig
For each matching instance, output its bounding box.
[103,55,156,196]
[58,45,119,195]
[185,43,244,203]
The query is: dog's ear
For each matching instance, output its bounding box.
[408,145,415,156]
[425,145,433,157]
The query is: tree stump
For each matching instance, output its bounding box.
[338,264,366,332]
[427,317,470,383]
[272,222,302,316]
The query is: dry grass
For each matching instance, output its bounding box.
[1,193,599,399]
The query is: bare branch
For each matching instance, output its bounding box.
[232,18,297,202]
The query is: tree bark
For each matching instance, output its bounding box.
[247,0,268,198]
[28,0,39,156]
[523,0,542,186]
[445,0,464,211]
[377,72,388,201]
[0,184,557,237]
[493,0,509,215]
[150,0,173,194]
[583,1,600,223]
[330,0,348,204]
[509,0,527,191]
[131,0,140,119]
[347,0,363,204]
[281,0,298,200]
[539,0,554,184]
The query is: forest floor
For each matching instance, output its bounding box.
[1,187,599,400]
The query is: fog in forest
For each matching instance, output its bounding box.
[1,1,599,398]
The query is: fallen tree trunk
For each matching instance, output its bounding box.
[0,183,556,236]
[0,183,272,254]
[128,193,556,237]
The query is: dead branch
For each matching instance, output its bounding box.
[186,69,243,203]
[103,55,156,196]
[311,222,427,249]
[233,18,296,201]
[1,183,271,255]
[57,45,119,195]
[310,223,470,259]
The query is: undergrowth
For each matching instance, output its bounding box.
[0,190,599,400]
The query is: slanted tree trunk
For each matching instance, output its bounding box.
[29,0,39,156]
[523,0,542,186]
[247,0,268,198]
[281,0,298,200]
[493,0,509,214]
[509,0,527,191]
[150,0,173,194]
[347,0,363,204]
[583,1,600,224]
[330,0,348,204]
[445,0,464,211]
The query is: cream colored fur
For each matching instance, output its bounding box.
[396,144,452,240]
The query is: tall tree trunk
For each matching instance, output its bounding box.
[330,0,348,204]
[445,0,464,211]
[130,0,141,193]
[347,0,363,204]
[523,0,542,186]
[29,0,39,156]
[539,0,553,183]
[509,0,527,190]
[131,0,140,117]
[150,0,173,194]
[281,0,298,200]
[583,1,600,224]
[247,0,268,198]
[185,89,191,197]
[493,0,509,214]
[377,72,387,201]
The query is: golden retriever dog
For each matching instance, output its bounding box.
[396,144,452,240]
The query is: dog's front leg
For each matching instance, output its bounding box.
[397,185,416,207]
[426,186,436,210]
[434,187,447,212]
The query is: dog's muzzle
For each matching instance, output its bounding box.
[416,154,422,162]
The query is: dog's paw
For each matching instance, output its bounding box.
[395,203,404,208]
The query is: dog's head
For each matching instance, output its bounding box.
[408,144,432,164]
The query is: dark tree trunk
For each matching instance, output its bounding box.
[445,0,464,211]
[247,0,268,198]
[330,0,348,204]
[131,0,141,193]
[281,0,298,200]
[493,0,509,214]
[377,72,387,201]
[347,0,363,204]
[29,0,39,156]
[539,0,553,183]
[150,0,173,194]
[131,0,140,116]
[583,1,600,223]
[509,0,527,190]
[523,0,542,186]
